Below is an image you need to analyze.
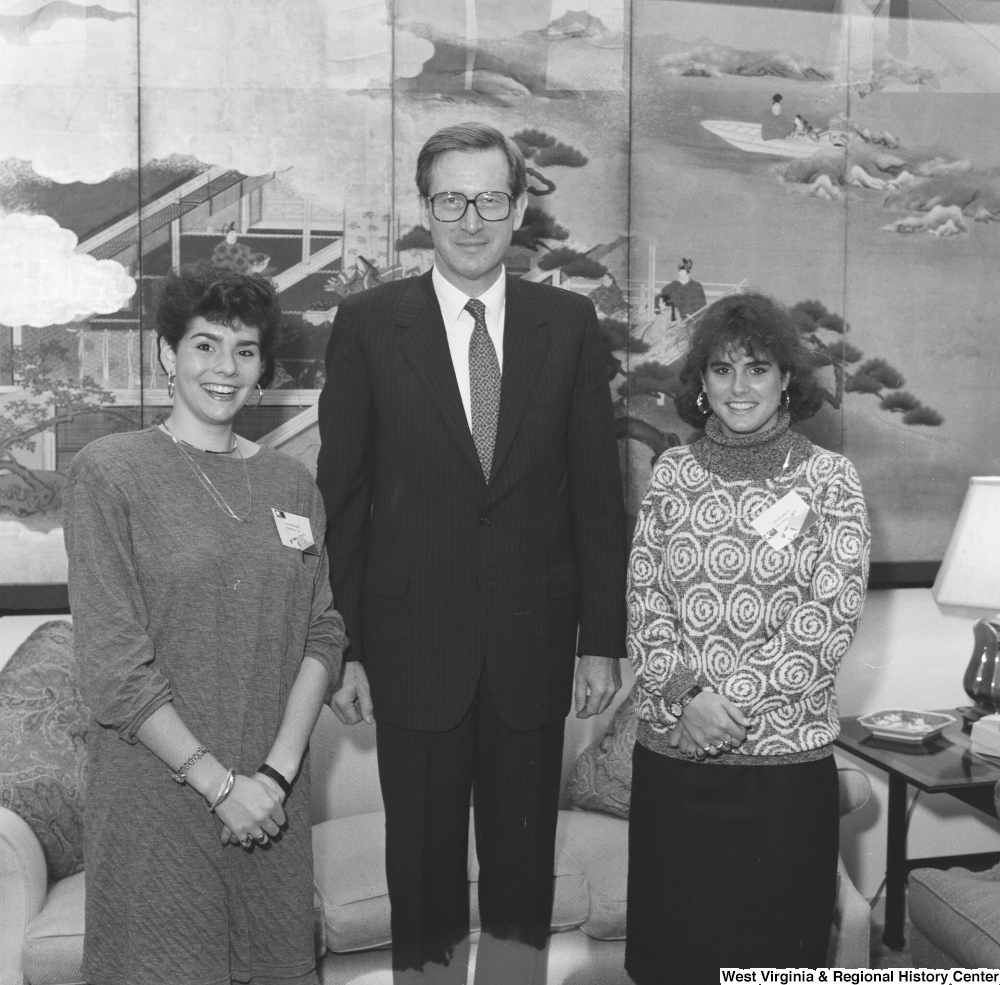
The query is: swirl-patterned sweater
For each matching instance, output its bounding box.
[627,417,870,763]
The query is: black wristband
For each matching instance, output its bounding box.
[258,763,293,798]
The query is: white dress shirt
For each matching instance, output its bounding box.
[432,265,506,429]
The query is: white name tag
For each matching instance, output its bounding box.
[271,509,316,552]
[750,491,818,551]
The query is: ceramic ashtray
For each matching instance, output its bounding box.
[858,709,956,743]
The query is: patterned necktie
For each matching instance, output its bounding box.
[465,298,501,479]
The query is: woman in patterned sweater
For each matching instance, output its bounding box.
[624,292,870,983]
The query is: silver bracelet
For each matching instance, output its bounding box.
[171,745,208,784]
[209,769,236,814]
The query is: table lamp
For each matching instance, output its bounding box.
[932,476,1000,725]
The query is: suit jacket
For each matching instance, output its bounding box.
[316,271,626,732]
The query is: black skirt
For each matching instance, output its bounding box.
[625,743,839,985]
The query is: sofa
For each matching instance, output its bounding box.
[0,615,873,984]
[909,862,1000,968]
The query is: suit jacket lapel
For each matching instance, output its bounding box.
[395,273,483,478]
[490,275,549,484]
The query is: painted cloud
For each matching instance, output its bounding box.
[322,0,432,89]
[0,213,136,326]
[0,0,429,193]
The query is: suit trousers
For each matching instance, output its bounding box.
[375,668,565,985]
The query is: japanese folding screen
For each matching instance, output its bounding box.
[1,0,997,595]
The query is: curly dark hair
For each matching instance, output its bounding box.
[674,291,825,428]
[155,262,283,388]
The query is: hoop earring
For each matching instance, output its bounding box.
[167,374,175,399]
[780,389,790,410]
[696,390,709,414]
[251,383,263,409]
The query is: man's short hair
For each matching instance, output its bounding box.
[415,122,527,201]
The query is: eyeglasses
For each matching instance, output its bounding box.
[429,191,512,222]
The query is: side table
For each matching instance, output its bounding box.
[835,712,1000,950]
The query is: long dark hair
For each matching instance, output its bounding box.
[674,291,825,428]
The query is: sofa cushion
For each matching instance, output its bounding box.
[558,810,628,940]
[23,871,85,985]
[565,684,637,819]
[312,813,392,952]
[312,811,591,953]
[0,620,88,881]
[908,864,1000,969]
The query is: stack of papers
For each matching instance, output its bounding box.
[971,714,1000,758]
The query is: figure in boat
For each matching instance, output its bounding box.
[761,94,794,141]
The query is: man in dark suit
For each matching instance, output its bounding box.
[316,122,626,984]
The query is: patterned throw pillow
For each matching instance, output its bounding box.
[565,683,638,819]
[0,620,88,880]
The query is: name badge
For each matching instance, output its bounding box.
[271,509,317,553]
[750,491,818,551]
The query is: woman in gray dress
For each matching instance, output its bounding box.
[64,262,347,985]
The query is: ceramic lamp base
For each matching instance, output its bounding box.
[960,705,992,734]
[963,618,1000,718]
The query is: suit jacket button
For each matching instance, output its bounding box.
[480,515,490,525]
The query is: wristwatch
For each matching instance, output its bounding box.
[669,685,703,719]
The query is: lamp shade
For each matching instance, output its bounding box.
[932,476,1000,620]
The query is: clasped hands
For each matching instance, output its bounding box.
[669,690,750,759]
[217,772,287,849]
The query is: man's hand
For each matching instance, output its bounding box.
[574,655,622,719]
[330,660,374,726]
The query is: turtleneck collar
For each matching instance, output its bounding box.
[690,410,814,481]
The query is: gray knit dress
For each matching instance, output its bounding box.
[63,428,346,985]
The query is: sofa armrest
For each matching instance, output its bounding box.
[837,765,872,817]
[0,805,48,985]
[829,855,870,969]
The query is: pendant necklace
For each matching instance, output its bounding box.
[160,422,252,522]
